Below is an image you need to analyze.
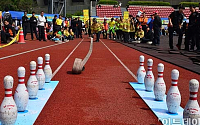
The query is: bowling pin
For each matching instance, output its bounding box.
[36,57,45,90]
[144,59,154,92]
[14,67,29,112]
[154,63,166,101]
[44,54,52,83]
[166,69,181,114]
[183,79,200,124]
[137,55,146,84]
[0,76,17,125]
[27,61,39,99]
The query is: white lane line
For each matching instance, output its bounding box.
[52,38,84,78]
[100,39,137,81]
[0,42,66,60]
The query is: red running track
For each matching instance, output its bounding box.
[0,35,199,125]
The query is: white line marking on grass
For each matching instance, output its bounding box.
[100,39,137,81]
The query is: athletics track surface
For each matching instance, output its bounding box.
[0,35,199,125]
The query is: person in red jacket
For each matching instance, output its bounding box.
[103,18,108,39]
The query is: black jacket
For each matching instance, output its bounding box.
[169,11,184,28]
[22,16,29,26]
[4,24,15,37]
[153,15,162,29]
[29,16,37,27]
[145,30,153,40]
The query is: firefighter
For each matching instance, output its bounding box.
[123,17,130,43]
[91,18,101,42]
[115,18,120,40]
[118,16,124,41]
[103,18,108,39]
[108,18,116,39]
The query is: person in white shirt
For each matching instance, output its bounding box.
[38,11,46,41]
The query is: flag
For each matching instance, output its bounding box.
[137,10,143,17]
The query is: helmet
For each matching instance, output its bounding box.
[111,18,114,21]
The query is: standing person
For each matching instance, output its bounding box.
[188,5,198,51]
[168,5,184,50]
[56,15,63,32]
[3,7,12,25]
[123,17,130,43]
[72,18,78,38]
[139,12,148,36]
[134,15,141,32]
[91,18,101,42]
[148,15,154,31]
[152,11,162,46]
[129,16,135,40]
[52,15,57,36]
[30,11,38,40]
[68,17,72,29]
[108,18,116,39]
[77,17,82,38]
[64,17,68,29]
[118,16,124,41]
[115,18,120,40]
[103,18,108,39]
[196,3,200,52]
[37,11,46,41]
[88,17,92,38]
[22,11,29,40]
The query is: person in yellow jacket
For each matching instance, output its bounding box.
[135,25,144,41]
[91,18,101,42]
[118,16,124,41]
[123,17,131,43]
[115,18,120,40]
[108,18,116,39]
[129,15,135,40]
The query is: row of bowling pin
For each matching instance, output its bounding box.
[0,54,52,125]
[137,55,200,121]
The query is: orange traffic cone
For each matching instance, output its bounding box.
[18,28,25,44]
[44,28,47,40]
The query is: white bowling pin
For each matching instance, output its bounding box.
[137,55,146,84]
[36,57,45,90]
[154,63,166,101]
[0,76,17,125]
[44,54,52,83]
[183,79,200,124]
[166,69,181,114]
[14,67,29,112]
[144,59,154,92]
[27,61,39,99]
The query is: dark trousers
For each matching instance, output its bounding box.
[88,27,91,37]
[196,30,200,50]
[141,38,151,43]
[30,25,38,40]
[124,32,129,43]
[184,29,189,51]
[1,30,12,43]
[129,32,135,39]
[38,26,45,41]
[116,30,120,39]
[23,25,28,39]
[78,28,82,38]
[118,29,123,40]
[188,27,197,50]
[103,30,107,39]
[168,27,183,49]
[142,25,147,36]
[96,31,100,42]
[153,28,160,45]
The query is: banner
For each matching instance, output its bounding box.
[83,9,89,23]
[124,11,129,20]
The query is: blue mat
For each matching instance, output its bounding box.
[129,82,184,125]
[0,81,59,125]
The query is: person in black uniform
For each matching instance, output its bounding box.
[29,11,38,40]
[152,11,162,46]
[168,5,185,50]
[77,17,82,38]
[1,20,15,43]
[188,5,198,51]
[22,11,29,40]
[196,3,200,52]
[52,15,57,36]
